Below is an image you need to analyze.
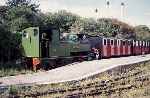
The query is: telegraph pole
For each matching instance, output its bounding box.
[106,0,110,18]
[95,8,99,20]
[121,2,125,21]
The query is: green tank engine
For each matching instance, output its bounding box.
[21,27,91,70]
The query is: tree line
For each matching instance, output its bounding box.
[0,0,150,63]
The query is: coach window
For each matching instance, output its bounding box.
[111,40,114,45]
[114,40,117,46]
[123,41,125,46]
[104,39,107,45]
[120,40,122,45]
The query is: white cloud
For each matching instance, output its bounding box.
[0,0,5,5]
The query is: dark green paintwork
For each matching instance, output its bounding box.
[49,42,90,57]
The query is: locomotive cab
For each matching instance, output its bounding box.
[39,28,60,58]
[40,29,52,58]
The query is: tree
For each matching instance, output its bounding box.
[134,25,150,40]
[83,18,135,39]
[83,18,97,35]
[0,0,40,63]
[69,19,84,34]
[44,10,80,33]
[0,21,22,63]
[5,0,41,31]
[6,0,39,12]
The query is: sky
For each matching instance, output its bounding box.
[0,0,150,27]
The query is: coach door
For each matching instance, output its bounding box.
[110,39,114,56]
[103,38,107,57]
[107,39,111,57]
[120,40,123,56]
[114,39,118,57]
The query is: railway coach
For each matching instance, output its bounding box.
[100,38,132,58]
[92,37,150,59]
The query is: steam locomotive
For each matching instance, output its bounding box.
[21,27,150,70]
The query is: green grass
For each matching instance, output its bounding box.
[0,62,33,77]
[0,68,33,77]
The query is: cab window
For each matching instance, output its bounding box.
[22,31,28,38]
[33,29,38,36]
